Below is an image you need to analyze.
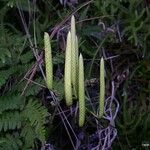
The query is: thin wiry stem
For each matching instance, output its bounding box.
[88,37,107,77]
[50,0,93,38]
[16,2,46,81]
[50,92,79,149]
[33,0,37,49]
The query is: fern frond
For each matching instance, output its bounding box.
[0,94,23,113]
[0,134,22,150]
[0,111,22,131]
[20,125,36,149]
[53,79,64,100]
[20,51,34,64]
[0,69,13,88]
[0,25,24,63]
[22,99,48,142]
[0,63,33,89]
[15,77,44,96]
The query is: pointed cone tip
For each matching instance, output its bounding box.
[44,32,48,35]
[79,53,82,58]
[44,32,50,39]
[67,31,71,41]
[71,15,75,21]
[68,31,71,36]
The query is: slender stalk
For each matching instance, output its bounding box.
[99,57,105,118]
[44,32,53,90]
[64,31,72,106]
[78,53,85,127]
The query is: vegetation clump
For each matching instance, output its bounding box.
[0,0,149,149]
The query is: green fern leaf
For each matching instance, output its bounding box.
[12,77,43,97]
[20,51,34,64]
[0,69,13,88]
[0,111,22,131]
[22,99,48,142]
[20,125,36,149]
[0,94,23,113]
[0,134,22,150]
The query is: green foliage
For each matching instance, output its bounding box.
[0,25,25,63]
[15,78,43,97]
[0,92,48,149]
[0,2,48,148]
[0,134,22,150]
[53,79,64,100]
[93,0,150,46]
[0,69,13,87]
[0,111,22,131]
[0,94,23,113]
[0,0,149,149]
[20,51,34,64]
[114,60,150,149]
[22,99,48,141]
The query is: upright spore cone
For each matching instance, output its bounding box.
[71,15,78,97]
[78,53,85,127]
[44,32,53,90]
[99,57,105,118]
[64,31,72,106]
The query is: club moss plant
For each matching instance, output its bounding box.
[78,53,85,127]
[99,57,105,118]
[44,32,53,90]
[64,31,72,106]
[44,15,105,126]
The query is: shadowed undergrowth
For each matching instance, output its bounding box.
[0,0,150,149]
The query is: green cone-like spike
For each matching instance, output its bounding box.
[78,53,85,127]
[44,32,53,90]
[99,57,105,118]
[64,32,72,106]
[75,35,79,69]
[75,35,79,94]
[71,15,77,97]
